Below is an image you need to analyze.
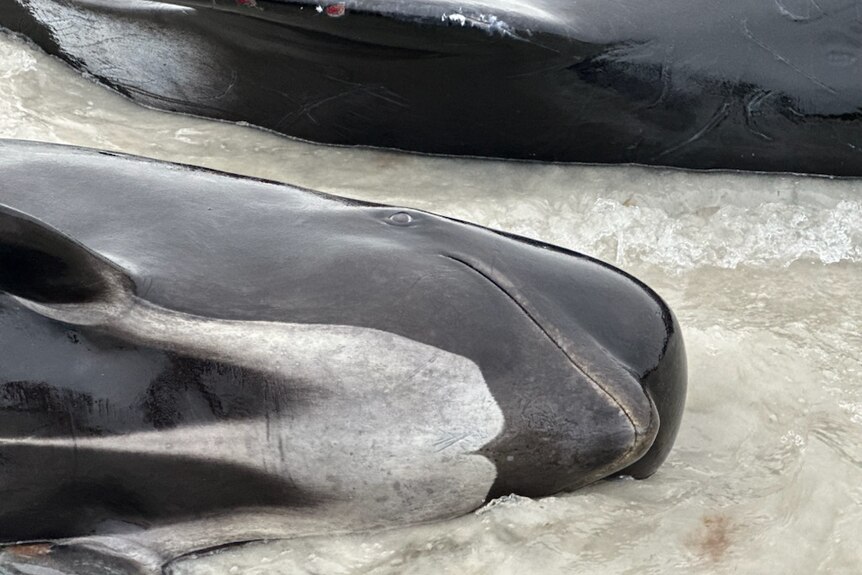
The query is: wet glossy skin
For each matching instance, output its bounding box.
[0,140,685,570]
[0,0,860,174]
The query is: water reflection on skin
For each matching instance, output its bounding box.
[223,0,862,113]
[257,0,862,113]
[560,0,862,115]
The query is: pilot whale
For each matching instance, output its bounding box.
[0,140,686,574]
[1,0,862,174]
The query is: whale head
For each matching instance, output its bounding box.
[0,140,687,509]
[289,202,688,494]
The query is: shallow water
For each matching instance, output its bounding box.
[1,29,861,574]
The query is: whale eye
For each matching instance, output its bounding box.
[387,212,414,226]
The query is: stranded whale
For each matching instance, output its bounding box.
[0,140,686,574]
[1,0,861,174]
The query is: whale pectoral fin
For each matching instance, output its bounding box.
[0,205,133,316]
[0,540,161,575]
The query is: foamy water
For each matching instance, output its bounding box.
[1,29,860,574]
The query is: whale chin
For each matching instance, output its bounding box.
[440,238,685,496]
[620,311,687,479]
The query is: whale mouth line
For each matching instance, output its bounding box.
[442,253,567,360]
[162,538,271,572]
[440,253,647,455]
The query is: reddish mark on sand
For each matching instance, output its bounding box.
[688,514,737,563]
[236,0,257,6]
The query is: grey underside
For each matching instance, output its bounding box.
[3,292,506,542]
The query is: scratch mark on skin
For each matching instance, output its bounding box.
[774,0,825,21]
[810,0,825,16]
[65,34,146,50]
[434,433,469,452]
[275,84,407,130]
[346,110,373,123]
[741,18,838,95]
[505,60,569,79]
[654,102,731,159]
[646,58,673,109]
[325,76,410,109]
[402,352,440,385]
[387,272,430,310]
[782,102,806,120]
[744,90,775,141]
[363,87,410,108]
[214,68,239,100]
[276,90,361,128]
[259,85,301,108]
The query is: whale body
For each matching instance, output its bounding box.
[1,0,861,174]
[0,140,686,574]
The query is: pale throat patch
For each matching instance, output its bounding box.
[11,292,506,525]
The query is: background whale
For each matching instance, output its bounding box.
[0,0,861,174]
[0,140,686,573]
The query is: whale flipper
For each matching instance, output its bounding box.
[0,205,134,322]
